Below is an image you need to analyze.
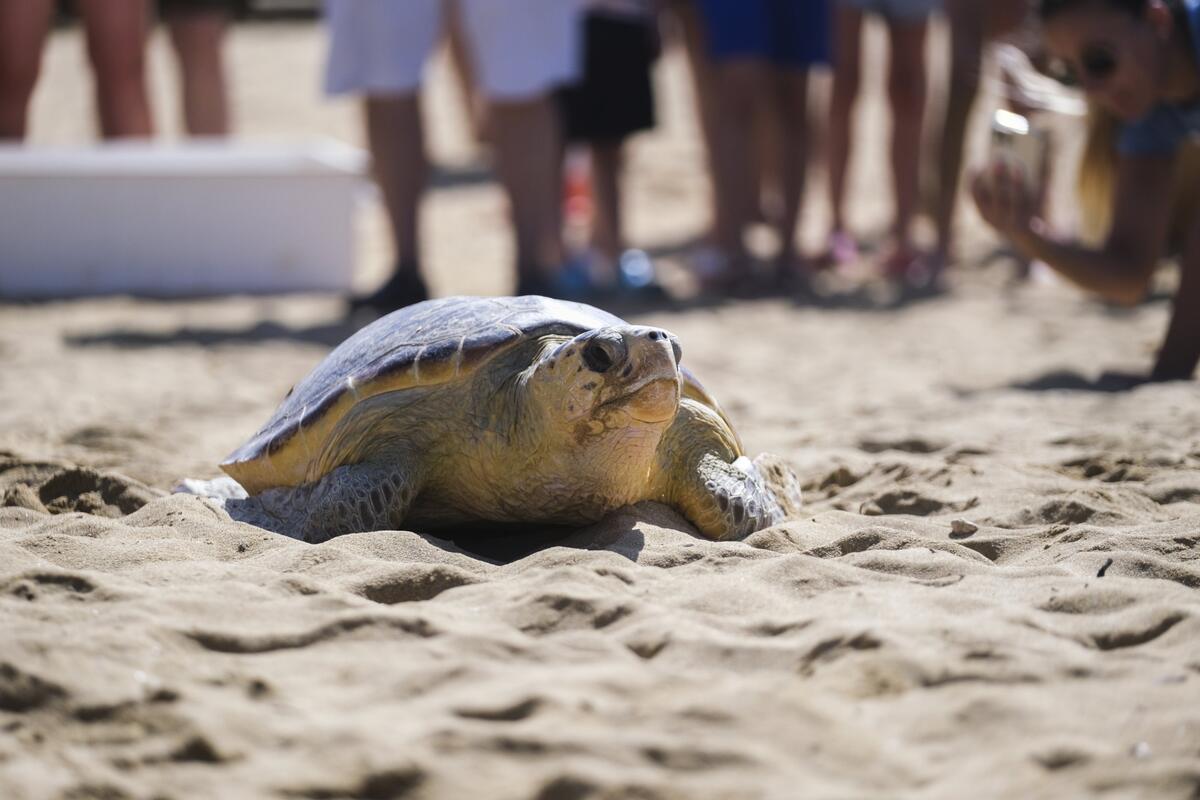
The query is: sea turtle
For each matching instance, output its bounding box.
[207,296,801,543]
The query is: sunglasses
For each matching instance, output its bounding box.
[1049,44,1119,88]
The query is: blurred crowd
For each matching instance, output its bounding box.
[1,0,1197,381]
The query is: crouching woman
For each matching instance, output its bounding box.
[973,0,1200,382]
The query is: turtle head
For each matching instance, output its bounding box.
[528,325,683,434]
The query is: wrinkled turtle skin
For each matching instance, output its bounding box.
[208,296,801,543]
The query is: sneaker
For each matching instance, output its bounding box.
[907,250,948,290]
[514,257,592,301]
[881,247,945,294]
[615,249,670,302]
[617,249,655,290]
[826,230,859,267]
[555,255,594,299]
[348,264,429,316]
[774,252,817,296]
[881,247,920,281]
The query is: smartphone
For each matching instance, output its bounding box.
[990,108,1048,184]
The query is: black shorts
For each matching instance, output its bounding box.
[559,14,657,145]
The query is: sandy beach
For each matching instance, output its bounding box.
[2,19,1200,800]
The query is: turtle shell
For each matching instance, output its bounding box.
[222,295,626,493]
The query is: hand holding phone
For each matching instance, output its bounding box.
[971,109,1047,241]
[989,108,1048,185]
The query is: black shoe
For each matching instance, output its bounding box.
[348,265,429,315]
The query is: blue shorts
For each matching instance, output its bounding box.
[696,0,832,68]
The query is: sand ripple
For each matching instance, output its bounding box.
[2,453,1199,799]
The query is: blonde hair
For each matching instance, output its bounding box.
[1077,104,1200,249]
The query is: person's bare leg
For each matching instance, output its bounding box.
[489,97,565,285]
[0,0,54,139]
[347,93,429,311]
[445,0,487,144]
[885,16,929,258]
[1150,211,1200,381]
[933,0,983,271]
[669,2,726,286]
[710,60,769,269]
[827,7,862,240]
[669,1,721,228]
[365,94,428,269]
[78,0,153,138]
[753,82,780,228]
[167,9,231,136]
[590,141,624,265]
[770,68,811,274]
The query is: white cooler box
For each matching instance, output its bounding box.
[0,139,368,298]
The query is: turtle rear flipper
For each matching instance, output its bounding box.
[225,462,423,543]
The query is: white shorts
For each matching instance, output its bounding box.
[323,0,584,102]
[323,0,442,96]
[457,0,584,101]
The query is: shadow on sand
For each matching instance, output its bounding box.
[64,317,361,350]
[432,515,648,565]
[1007,369,1157,393]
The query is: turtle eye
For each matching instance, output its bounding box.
[582,337,622,373]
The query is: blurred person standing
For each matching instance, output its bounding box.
[660,0,721,252]
[557,0,662,297]
[325,0,442,312]
[973,0,1200,382]
[0,0,154,140]
[825,0,939,281]
[930,0,1030,280]
[160,0,239,136]
[325,0,585,312]
[690,0,832,294]
[456,0,587,297]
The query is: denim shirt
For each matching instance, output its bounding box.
[1118,0,1200,156]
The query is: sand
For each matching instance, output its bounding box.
[2,18,1200,800]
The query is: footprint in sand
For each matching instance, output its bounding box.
[857,436,947,454]
[0,662,66,713]
[858,488,978,517]
[1058,454,1149,483]
[0,458,162,518]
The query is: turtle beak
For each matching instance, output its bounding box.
[618,327,681,422]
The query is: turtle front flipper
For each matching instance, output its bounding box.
[225,462,423,543]
[652,399,800,540]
